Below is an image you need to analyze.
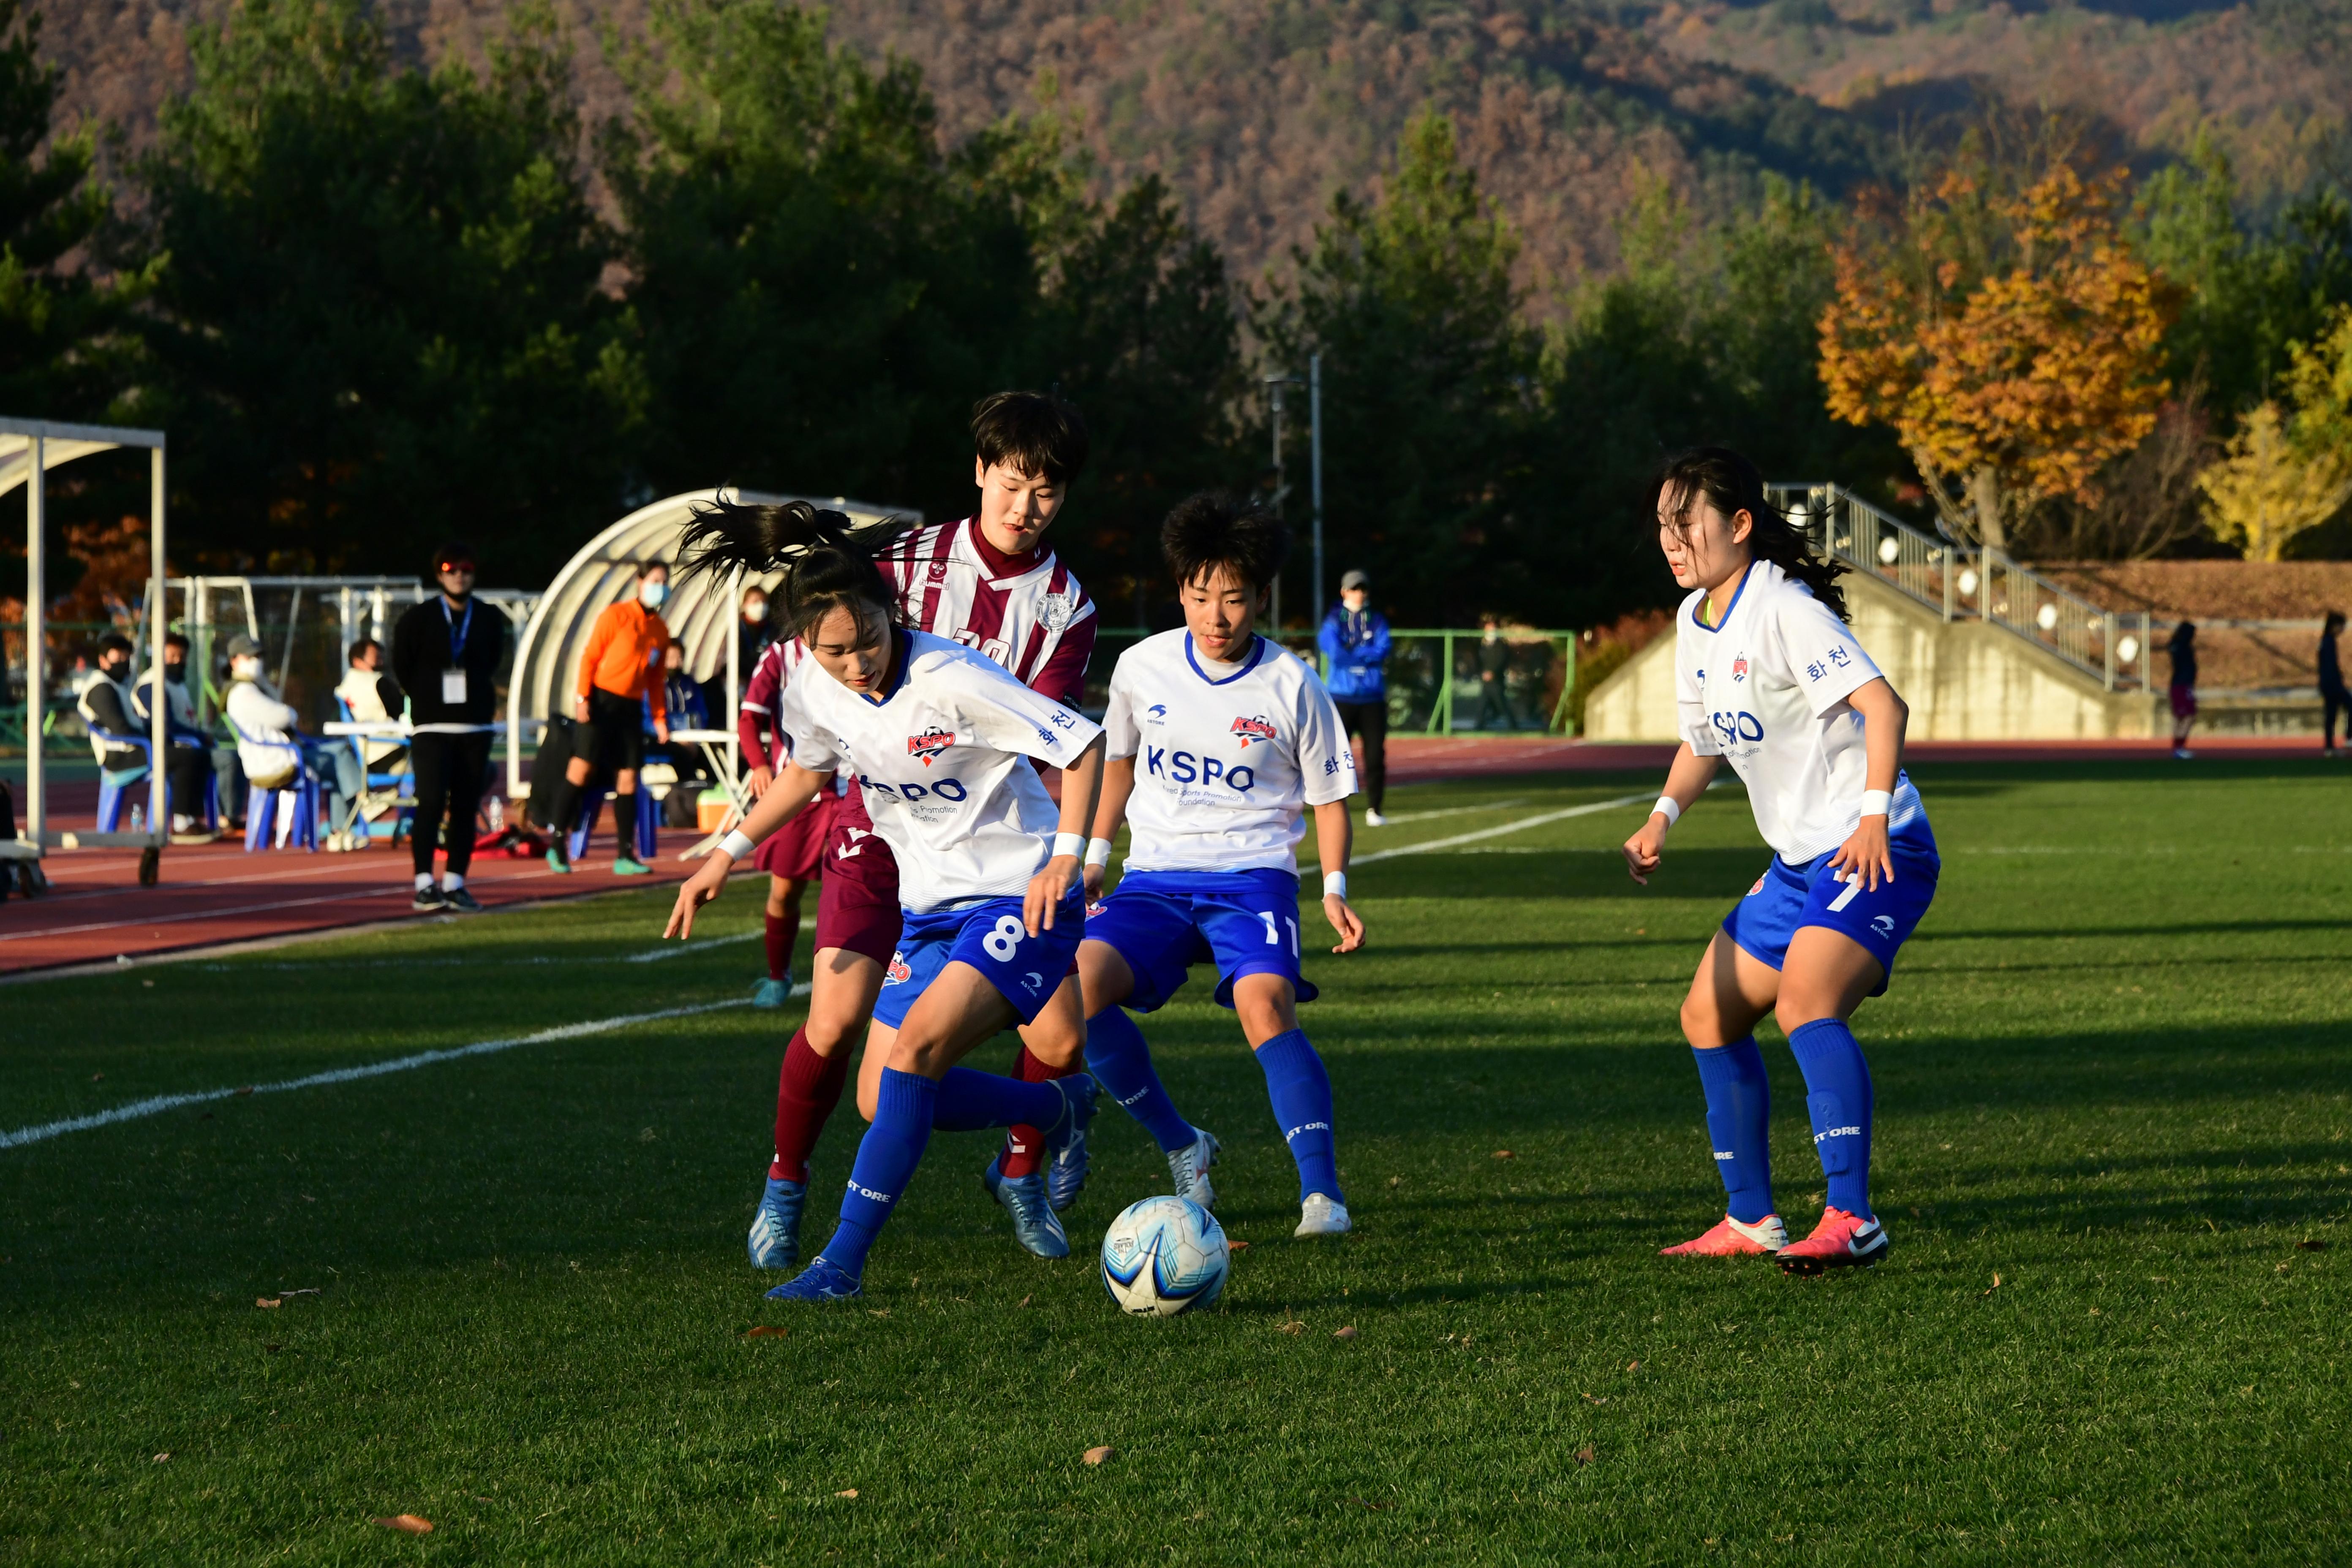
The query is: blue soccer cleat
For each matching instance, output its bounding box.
[764,1255,862,1302]
[751,977,792,1009]
[994,1171,1070,1258]
[747,1176,804,1270]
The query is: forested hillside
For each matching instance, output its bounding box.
[36,0,2352,300]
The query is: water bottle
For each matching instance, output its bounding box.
[130,803,144,833]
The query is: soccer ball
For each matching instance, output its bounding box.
[1100,1195,1229,1317]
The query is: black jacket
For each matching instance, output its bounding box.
[392,595,506,726]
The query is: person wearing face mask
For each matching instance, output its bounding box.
[220,634,340,839]
[75,634,150,785]
[536,560,673,875]
[738,584,773,674]
[132,632,220,836]
[393,542,509,909]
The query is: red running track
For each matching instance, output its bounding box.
[2,778,691,977]
[4,735,2328,977]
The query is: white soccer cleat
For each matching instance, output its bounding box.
[1294,1192,1352,1239]
[1166,1127,1221,1209]
[1364,809,1389,827]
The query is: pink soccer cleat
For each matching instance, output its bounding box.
[1660,1213,1788,1257]
[1775,1207,1889,1275]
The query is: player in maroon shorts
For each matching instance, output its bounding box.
[737,635,843,1007]
[748,392,1100,1271]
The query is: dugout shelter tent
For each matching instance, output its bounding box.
[7,417,169,874]
[504,488,915,801]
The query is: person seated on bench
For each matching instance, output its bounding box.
[75,635,149,800]
[133,632,220,837]
[224,635,352,842]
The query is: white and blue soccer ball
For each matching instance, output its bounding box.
[1100,1195,1229,1317]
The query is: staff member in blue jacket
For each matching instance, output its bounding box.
[1318,568,1392,825]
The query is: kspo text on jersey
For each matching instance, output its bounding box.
[1143,744,1261,794]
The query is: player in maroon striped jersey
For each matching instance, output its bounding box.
[750,392,1102,1271]
[737,636,844,1007]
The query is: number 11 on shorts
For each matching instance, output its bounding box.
[1258,911,1299,956]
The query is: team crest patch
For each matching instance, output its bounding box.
[884,952,912,985]
[1230,715,1279,748]
[1731,657,1748,682]
[1748,875,1766,896]
[1034,590,1077,633]
[906,727,955,765]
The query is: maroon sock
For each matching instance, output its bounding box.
[1000,1045,1079,1179]
[769,1027,849,1183]
[763,909,795,982]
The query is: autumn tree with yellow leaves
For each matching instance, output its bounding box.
[1819,156,2174,553]
[2196,305,2352,560]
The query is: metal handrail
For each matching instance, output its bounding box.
[1766,483,2150,693]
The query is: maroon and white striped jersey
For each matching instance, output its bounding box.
[874,515,1096,709]
[737,636,812,769]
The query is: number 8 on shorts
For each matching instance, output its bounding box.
[983,914,1026,962]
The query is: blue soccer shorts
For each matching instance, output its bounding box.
[1721,831,1940,996]
[1083,868,1320,1013]
[871,888,1086,1029]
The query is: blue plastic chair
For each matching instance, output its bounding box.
[228,719,321,853]
[335,697,415,843]
[89,729,153,831]
[567,786,659,864]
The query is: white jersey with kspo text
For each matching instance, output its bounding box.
[1101,631,1357,874]
[778,629,1104,912]
[1674,558,1925,863]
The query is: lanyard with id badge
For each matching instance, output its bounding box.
[441,598,474,705]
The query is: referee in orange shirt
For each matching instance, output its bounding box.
[540,561,673,874]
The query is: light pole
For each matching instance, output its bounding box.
[1309,353,1325,626]
[1263,370,1302,632]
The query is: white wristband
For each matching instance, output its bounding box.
[1084,837,1113,869]
[718,829,757,862]
[1053,831,1084,860]
[1859,789,1893,819]
[1323,871,1349,901]
[1652,795,1682,827]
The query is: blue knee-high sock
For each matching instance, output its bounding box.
[815,1068,936,1278]
[1786,1018,1874,1219]
[930,1067,1064,1133]
[1691,1037,1775,1224]
[1085,1007,1194,1154]
[1254,1028,1340,1203]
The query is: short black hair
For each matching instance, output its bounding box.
[972,391,1089,485]
[1160,491,1290,594]
[428,540,476,581]
[97,632,134,659]
[164,632,191,653]
[636,559,668,580]
[348,637,381,665]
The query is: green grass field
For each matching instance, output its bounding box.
[3,762,2348,1564]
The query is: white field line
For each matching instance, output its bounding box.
[1358,796,1526,826]
[1338,792,1653,869]
[0,998,754,1152]
[626,929,763,962]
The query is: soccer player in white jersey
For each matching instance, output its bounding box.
[667,501,1107,1302]
[1077,493,1365,1239]
[1622,448,1939,1274]
[749,393,1100,1272]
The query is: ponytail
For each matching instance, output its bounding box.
[676,498,913,643]
[1656,447,1849,623]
